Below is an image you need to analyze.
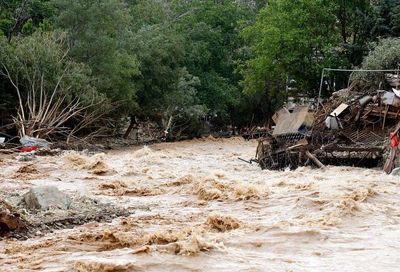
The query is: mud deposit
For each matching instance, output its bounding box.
[1,137,400,271]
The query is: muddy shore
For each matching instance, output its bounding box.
[0,137,399,271]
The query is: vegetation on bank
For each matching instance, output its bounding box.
[1,0,400,140]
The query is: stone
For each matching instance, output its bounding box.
[16,153,36,162]
[390,167,400,176]
[24,186,72,210]
[20,135,50,148]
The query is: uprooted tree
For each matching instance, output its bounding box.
[0,32,107,141]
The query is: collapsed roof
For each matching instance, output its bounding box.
[256,75,400,172]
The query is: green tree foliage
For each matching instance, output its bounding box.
[0,32,95,101]
[53,0,140,114]
[126,0,209,136]
[332,0,374,65]
[174,0,254,125]
[239,0,400,112]
[125,0,255,131]
[362,38,400,69]
[3,0,400,139]
[372,0,400,38]
[0,0,53,39]
[331,0,400,66]
[241,0,342,100]
[129,25,186,118]
[162,68,206,138]
[351,37,400,87]
[0,32,106,138]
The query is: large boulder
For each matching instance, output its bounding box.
[24,186,72,210]
[0,199,27,235]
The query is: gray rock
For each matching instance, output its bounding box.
[16,153,36,162]
[23,186,72,210]
[20,135,50,148]
[390,167,400,176]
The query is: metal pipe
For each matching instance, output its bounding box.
[316,69,325,111]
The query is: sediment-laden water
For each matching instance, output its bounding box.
[0,137,399,271]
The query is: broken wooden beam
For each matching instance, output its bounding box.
[368,108,400,119]
[305,150,325,168]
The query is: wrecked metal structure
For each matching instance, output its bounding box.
[256,76,400,173]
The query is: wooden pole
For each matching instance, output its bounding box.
[123,116,137,139]
[305,150,325,168]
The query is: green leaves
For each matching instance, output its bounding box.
[8,0,400,136]
[176,1,250,117]
[241,0,341,104]
[53,0,139,114]
[362,38,400,69]
[0,31,100,104]
[0,0,54,39]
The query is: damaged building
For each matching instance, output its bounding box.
[256,73,400,174]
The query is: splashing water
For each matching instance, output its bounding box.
[0,137,399,271]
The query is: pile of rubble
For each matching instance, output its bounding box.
[256,75,400,173]
[0,185,130,238]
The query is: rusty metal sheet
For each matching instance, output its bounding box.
[344,129,385,145]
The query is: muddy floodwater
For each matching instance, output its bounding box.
[1,137,400,271]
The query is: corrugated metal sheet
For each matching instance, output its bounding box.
[272,106,314,135]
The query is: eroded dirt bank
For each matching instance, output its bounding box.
[0,137,400,271]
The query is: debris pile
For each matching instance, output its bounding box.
[257,76,400,173]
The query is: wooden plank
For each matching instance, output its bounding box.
[305,150,325,168]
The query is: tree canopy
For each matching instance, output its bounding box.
[2,0,400,139]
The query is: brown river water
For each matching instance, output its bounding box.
[0,137,400,271]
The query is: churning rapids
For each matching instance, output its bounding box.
[1,137,400,271]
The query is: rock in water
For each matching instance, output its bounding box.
[0,199,27,235]
[390,167,400,176]
[24,186,72,210]
[20,135,50,148]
